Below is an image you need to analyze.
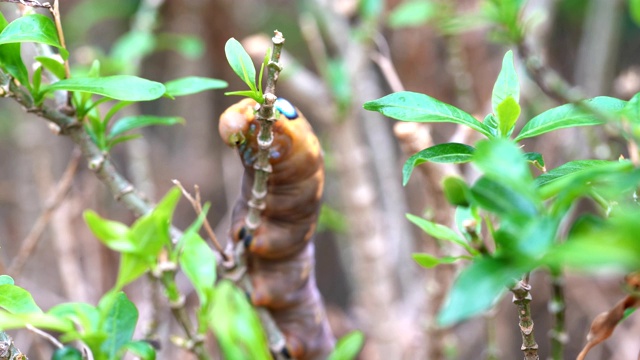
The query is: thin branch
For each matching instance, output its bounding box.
[511,277,540,360]
[549,271,567,360]
[172,180,229,263]
[0,0,50,8]
[8,147,81,276]
[25,324,63,349]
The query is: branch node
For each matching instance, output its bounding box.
[115,185,135,201]
[88,156,105,171]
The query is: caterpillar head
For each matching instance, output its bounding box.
[218,98,257,147]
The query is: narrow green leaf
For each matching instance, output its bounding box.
[51,347,83,360]
[108,115,185,139]
[106,134,143,149]
[412,253,467,268]
[224,38,257,91]
[327,330,365,360]
[0,284,42,314]
[364,92,493,138]
[156,33,205,59]
[209,281,271,360]
[164,76,228,97]
[620,91,640,123]
[438,257,523,326]
[470,176,538,217]
[35,56,66,80]
[0,275,14,286]
[110,31,155,71]
[179,205,217,305]
[84,210,136,253]
[224,89,262,102]
[0,12,29,87]
[44,75,166,101]
[406,214,475,254]
[0,310,73,332]
[402,143,475,185]
[491,50,519,113]
[0,14,68,59]
[515,97,627,141]
[496,96,521,137]
[534,160,612,187]
[100,292,138,360]
[630,0,640,26]
[387,0,437,28]
[120,341,156,360]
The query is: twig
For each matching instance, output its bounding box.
[8,147,81,276]
[47,0,72,108]
[511,277,540,360]
[0,0,49,8]
[172,180,229,263]
[548,271,567,360]
[25,324,63,349]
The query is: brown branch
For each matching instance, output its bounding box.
[8,147,80,276]
[0,0,49,8]
[172,179,229,262]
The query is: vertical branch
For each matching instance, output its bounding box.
[549,271,567,360]
[511,278,540,360]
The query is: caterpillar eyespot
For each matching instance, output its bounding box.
[275,97,299,120]
[219,98,335,359]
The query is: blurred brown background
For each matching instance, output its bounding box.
[1,0,640,359]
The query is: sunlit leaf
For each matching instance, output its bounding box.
[327,330,365,360]
[406,214,476,254]
[412,253,468,268]
[491,50,519,113]
[225,38,257,91]
[165,76,228,97]
[44,75,166,101]
[515,97,627,141]
[364,92,493,138]
[496,96,521,137]
[402,143,475,185]
[0,284,42,314]
[0,14,68,59]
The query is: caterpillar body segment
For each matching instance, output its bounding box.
[219,98,335,359]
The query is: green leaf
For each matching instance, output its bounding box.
[84,210,136,253]
[630,0,640,26]
[512,215,558,259]
[327,330,365,360]
[496,96,521,137]
[35,56,66,80]
[156,33,204,59]
[491,50,519,113]
[363,92,493,138]
[225,38,257,92]
[0,275,14,286]
[100,292,138,360]
[620,92,640,123]
[114,253,150,291]
[470,176,538,218]
[406,214,476,254]
[387,0,437,28]
[51,347,83,360]
[106,134,142,149]
[164,76,228,97]
[0,13,29,88]
[514,97,627,141]
[442,176,471,207]
[0,14,69,59]
[327,59,352,112]
[524,152,545,171]
[402,143,475,185]
[0,284,42,314]
[535,160,612,188]
[0,310,73,332]
[48,302,101,335]
[412,253,468,268]
[44,75,166,101]
[179,205,217,306]
[209,281,271,360]
[473,138,532,187]
[224,90,262,103]
[120,341,156,360]
[438,257,523,326]
[108,115,185,139]
[110,31,155,72]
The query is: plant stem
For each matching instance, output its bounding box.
[549,270,567,360]
[0,331,26,360]
[511,277,539,360]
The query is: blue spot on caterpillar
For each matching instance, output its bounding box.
[275,97,298,120]
[219,99,335,359]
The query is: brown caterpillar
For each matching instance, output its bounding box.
[219,98,335,359]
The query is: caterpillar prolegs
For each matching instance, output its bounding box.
[219,98,335,359]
